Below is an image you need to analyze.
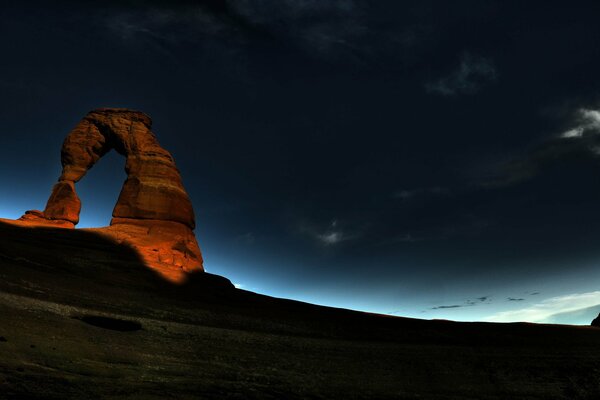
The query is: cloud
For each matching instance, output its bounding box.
[559,109,600,138]
[299,219,360,246]
[507,297,524,302]
[99,0,370,62]
[231,0,368,58]
[233,283,244,289]
[98,4,244,64]
[103,5,231,44]
[96,1,437,70]
[369,232,424,248]
[316,231,346,245]
[391,233,421,243]
[484,291,600,323]
[393,186,448,200]
[431,304,464,310]
[236,232,256,244]
[393,190,416,200]
[432,295,491,310]
[425,52,497,96]
[485,107,600,187]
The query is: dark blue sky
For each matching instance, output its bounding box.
[3,0,600,323]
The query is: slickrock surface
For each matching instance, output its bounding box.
[1,220,600,399]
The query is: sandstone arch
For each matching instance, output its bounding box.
[17,108,203,282]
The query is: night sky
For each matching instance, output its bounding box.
[3,1,600,324]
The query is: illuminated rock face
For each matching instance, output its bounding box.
[18,108,203,282]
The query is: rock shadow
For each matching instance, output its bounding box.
[0,220,234,306]
[72,315,142,332]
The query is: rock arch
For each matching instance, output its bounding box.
[18,108,203,282]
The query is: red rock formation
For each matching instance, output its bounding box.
[5,108,203,283]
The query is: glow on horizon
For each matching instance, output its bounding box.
[209,257,600,325]
[484,291,600,324]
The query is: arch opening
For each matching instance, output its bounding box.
[76,149,126,228]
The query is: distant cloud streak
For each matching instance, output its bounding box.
[431,295,491,310]
[432,304,463,310]
[299,219,360,246]
[426,52,497,96]
[100,0,370,62]
[393,186,448,200]
[485,107,600,187]
[97,1,440,71]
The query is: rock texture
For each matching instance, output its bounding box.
[9,108,203,283]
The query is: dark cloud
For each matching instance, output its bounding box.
[431,304,464,310]
[484,108,600,187]
[97,0,369,62]
[507,297,525,302]
[100,3,252,49]
[393,186,449,200]
[231,0,365,55]
[388,233,422,243]
[425,52,497,96]
[432,296,493,311]
[93,0,451,72]
[297,219,362,247]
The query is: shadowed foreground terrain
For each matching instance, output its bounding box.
[1,222,600,399]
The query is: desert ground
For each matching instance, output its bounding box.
[1,220,600,399]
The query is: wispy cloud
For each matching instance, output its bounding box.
[233,0,365,55]
[369,232,424,249]
[432,304,464,310]
[99,0,370,62]
[300,219,360,246]
[393,186,449,200]
[431,295,491,310]
[103,6,231,45]
[316,231,346,245]
[558,108,600,139]
[484,291,600,323]
[96,1,439,70]
[235,232,256,244]
[390,233,421,243]
[426,52,497,96]
[485,107,600,187]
